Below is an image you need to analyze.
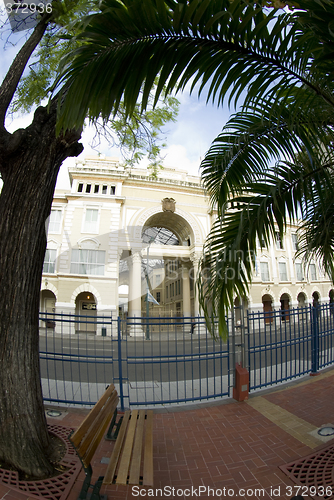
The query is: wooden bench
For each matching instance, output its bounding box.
[69,384,153,500]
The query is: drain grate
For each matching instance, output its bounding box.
[0,424,81,500]
[280,443,334,499]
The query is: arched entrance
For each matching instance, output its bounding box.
[122,212,200,323]
[75,291,97,334]
[262,294,273,324]
[40,289,56,329]
[280,293,290,321]
[312,291,320,307]
[40,289,56,313]
[297,292,306,307]
[329,290,334,314]
[329,289,334,304]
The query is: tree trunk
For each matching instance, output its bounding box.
[0,102,83,478]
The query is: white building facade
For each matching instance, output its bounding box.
[40,156,334,334]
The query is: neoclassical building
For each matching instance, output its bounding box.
[40,156,334,334]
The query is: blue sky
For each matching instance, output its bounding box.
[0,12,233,188]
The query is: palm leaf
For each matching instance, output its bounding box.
[53,0,327,132]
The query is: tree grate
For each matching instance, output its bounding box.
[280,443,334,499]
[0,424,82,500]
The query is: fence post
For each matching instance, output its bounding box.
[232,304,249,401]
[311,305,319,375]
[117,316,125,410]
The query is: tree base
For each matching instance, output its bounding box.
[0,432,67,481]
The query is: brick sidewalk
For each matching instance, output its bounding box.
[1,367,334,500]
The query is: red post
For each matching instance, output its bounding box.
[233,362,249,401]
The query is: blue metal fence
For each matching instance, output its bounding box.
[39,303,334,408]
[246,303,334,392]
[39,313,230,408]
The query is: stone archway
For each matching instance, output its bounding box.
[280,292,290,322]
[297,292,307,307]
[312,291,320,307]
[262,293,274,324]
[75,291,97,334]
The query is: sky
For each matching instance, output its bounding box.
[0,12,233,190]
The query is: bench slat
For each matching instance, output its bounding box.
[143,410,154,486]
[128,410,146,485]
[70,384,116,448]
[79,391,118,460]
[82,397,118,468]
[116,409,138,484]
[103,411,131,485]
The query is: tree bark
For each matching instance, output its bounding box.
[0,100,83,478]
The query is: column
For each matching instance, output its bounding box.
[191,256,200,317]
[190,255,206,335]
[129,253,144,337]
[182,265,191,317]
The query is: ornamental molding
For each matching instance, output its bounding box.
[162,197,176,212]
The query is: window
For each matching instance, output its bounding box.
[279,262,288,281]
[260,262,270,282]
[48,210,62,233]
[70,249,105,275]
[166,286,168,299]
[85,184,91,193]
[110,186,116,195]
[291,234,299,252]
[77,183,83,193]
[43,249,57,273]
[94,185,99,194]
[310,263,317,281]
[295,263,304,281]
[156,292,161,303]
[83,208,99,233]
[102,185,108,194]
[275,232,284,250]
[257,236,266,248]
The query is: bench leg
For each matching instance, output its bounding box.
[90,476,107,500]
[105,409,123,440]
[78,470,91,499]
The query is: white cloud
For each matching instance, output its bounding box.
[162,144,201,176]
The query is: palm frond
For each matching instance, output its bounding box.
[53,0,328,132]
[201,95,334,213]
[198,153,334,338]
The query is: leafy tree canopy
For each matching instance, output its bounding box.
[1,0,179,172]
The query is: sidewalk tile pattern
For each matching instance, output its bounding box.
[1,369,334,499]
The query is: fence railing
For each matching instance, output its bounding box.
[39,313,230,409]
[39,303,334,408]
[246,303,334,391]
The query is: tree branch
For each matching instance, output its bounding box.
[0,14,52,128]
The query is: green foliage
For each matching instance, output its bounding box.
[10,0,98,113]
[7,0,179,170]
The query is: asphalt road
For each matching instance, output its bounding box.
[39,330,314,385]
[39,334,230,383]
